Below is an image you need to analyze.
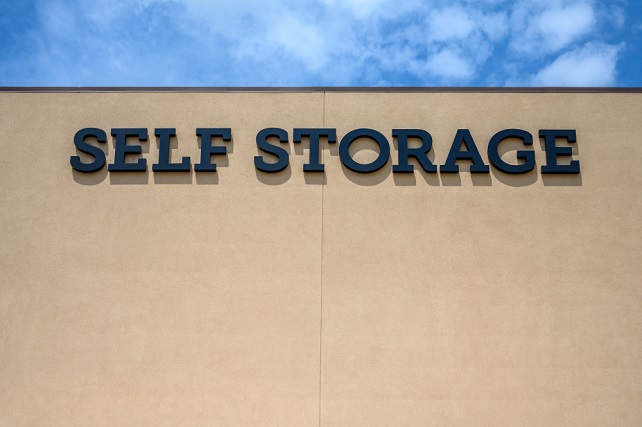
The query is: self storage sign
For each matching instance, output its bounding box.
[70,127,579,176]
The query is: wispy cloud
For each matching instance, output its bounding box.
[0,0,632,86]
[530,42,621,86]
[510,1,596,55]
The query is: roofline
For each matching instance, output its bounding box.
[1,86,642,93]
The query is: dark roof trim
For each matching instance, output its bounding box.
[2,86,642,93]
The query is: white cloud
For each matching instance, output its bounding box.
[478,10,509,41]
[536,3,595,51]
[319,0,390,19]
[510,1,596,54]
[0,0,628,86]
[267,13,331,71]
[428,6,475,41]
[425,6,509,44]
[425,49,473,80]
[530,42,620,86]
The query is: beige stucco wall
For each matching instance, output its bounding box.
[0,91,640,426]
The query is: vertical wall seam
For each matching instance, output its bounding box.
[318,91,326,427]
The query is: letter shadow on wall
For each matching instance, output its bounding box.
[148,130,193,184]
[73,166,108,186]
[490,169,537,187]
[341,163,389,186]
[392,168,440,186]
[541,172,583,186]
[194,133,234,185]
[292,136,337,185]
[255,139,292,186]
[153,131,192,185]
[489,138,537,187]
[151,132,235,185]
[108,133,151,185]
[440,164,493,187]
[539,137,582,186]
[109,169,150,185]
[392,137,440,186]
[340,137,390,186]
[72,134,109,185]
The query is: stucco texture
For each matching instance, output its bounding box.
[0,91,640,426]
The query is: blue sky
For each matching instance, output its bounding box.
[0,0,640,86]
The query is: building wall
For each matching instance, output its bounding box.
[1,90,641,426]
